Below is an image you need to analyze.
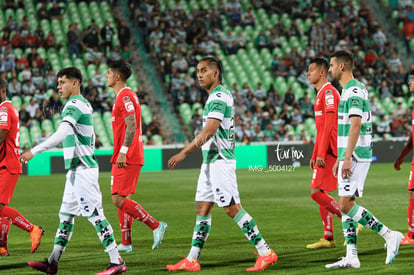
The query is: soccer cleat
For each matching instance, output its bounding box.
[246,249,278,271]
[28,259,58,274]
[343,223,364,246]
[306,238,336,249]
[117,244,133,252]
[385,231,403,264]
[166,256,201,271]
[400,233,414,245]
[95,260,127,275]
[152,221,167,249]
[325,257,360,269]
[30,226,45,253]
[0,246,9,256]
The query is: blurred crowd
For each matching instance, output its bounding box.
[132,0,412,143]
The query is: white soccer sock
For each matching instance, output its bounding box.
[49,213,75,264]
[88,208,120,264]
[234,209,270,256]
[187,215,211,261]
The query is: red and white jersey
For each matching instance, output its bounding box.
[313,82,340,157]
[412,109,414,164]
[0,101,22,174]
[111,87,144,165]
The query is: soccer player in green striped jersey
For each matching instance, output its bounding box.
[20,67,126,275]
[325,51,402,269]
[166,57,277,272]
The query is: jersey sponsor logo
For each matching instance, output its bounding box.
[325,94,334,107]
[315,110,322,116]
[351,98,360,107]
[211,101,223,112]
[124,101,134,112]
[0,111,8,122]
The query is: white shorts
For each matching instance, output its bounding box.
[59,165,103,217]
[337,160,370,198]
[195,159,240,207]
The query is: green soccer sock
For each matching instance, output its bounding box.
[88,209,120,264]
[233,208,270,256]
[342,213,358,258]
[347,204,388,235]
[49,213,75,264]
[187,215,211,261]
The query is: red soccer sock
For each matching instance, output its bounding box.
[120,199,160,230]
[311,191,342,218]
[0,206,33,232]
[408,198,414,238]
[118,208,133,245]
[320,205,334,240]
[0,218,10,247]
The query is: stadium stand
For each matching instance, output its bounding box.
[0,0,413,146]
[132,0,413,143]
[0,0,163,148]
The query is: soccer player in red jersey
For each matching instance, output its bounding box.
[106,59,167,252]
[306,58,342,249]
[0,78,44,256]
[395,69,414,245]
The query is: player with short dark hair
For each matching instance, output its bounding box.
[306,57,342,249]
[325,51,402,269]
[0,78,44,256]
[106,59,167,252]
[21,67,126,275]
[166,57,277,272]
[394,69,414,245]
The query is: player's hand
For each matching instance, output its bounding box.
[19,151,34,165]
[341,157,353,179]
[116,153,127,168]
[168,152,186,169]
[394,157,403,171]
[333,159,339,178]
[309,159,315,170]
[316,157,326,168]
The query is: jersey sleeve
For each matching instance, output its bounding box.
[323,88,337,113]
[117,94,136,118]
[347,88,364,118]
[0,106,11,130]
[206,93,227,121]
[61,101,83,126]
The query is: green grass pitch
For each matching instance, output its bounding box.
[1,163,413,274]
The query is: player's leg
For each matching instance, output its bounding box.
[166,164,213,271]
[118,197,133,251]
[0,170,44,253]
[401,166,414,244]
[28,170,79,274]
[77,167,126,274]
[111,164,166,249]
[0,217,10,256]
[308,155,342,249]
[214,159,276,271]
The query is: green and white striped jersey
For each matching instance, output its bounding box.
[337,79,372,162]
[61,95,98,169]
[201,85,235,163]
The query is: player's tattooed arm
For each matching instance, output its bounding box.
[123,114,136,147]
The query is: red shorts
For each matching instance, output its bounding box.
[311,154,337,192]
[111,164,142,196]
[0,168,19,205]
[408,165,414,190]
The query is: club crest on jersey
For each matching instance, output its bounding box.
[325,89,332,95]
[122,96,130,102]
[0,111,8,122]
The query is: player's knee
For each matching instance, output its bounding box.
[111,194,125,208]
